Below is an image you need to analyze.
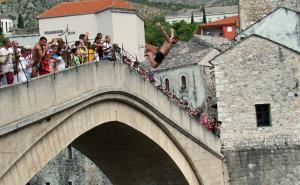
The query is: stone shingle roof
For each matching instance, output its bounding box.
[152,36,213,71]
[142,35,233,71]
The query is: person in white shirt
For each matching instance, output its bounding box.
[102,36,113,60]
[51,45,65,71]
[14,47,33,83]
[0,38,14,85]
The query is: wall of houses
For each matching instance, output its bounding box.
[39,14,98,43]
[153,64,206,109]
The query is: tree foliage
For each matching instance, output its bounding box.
[17,13,25,28]
[202,5,207,24]
[129,0,198,11]
[191,12,194,24]
[145,17,199,46]
[0,34,5,47]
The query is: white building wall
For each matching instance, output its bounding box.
[154,65,206,109]
[166,13,238,24]
[39,14,98,44]
[96,10,113,39]
[1,18,13,35]
[136,15,145,61]
[111,11,145,61]
[38,10,145,60]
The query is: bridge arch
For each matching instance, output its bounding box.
[0,92,204,185]
[0,62,223,185]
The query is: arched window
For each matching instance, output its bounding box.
[181,76,187,89]
[164,78,170,91]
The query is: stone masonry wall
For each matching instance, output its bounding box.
[213,35,300,185]
[213,36,300,149]
[28,147,112,185]
[223,146,300,185]
[239,0,300,29]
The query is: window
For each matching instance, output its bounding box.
[181,76,187,89]
[164,78,170,91]
[227,26,233,32]
[46,182,50,185]
[68,181,72,185]
[255,104,271,127]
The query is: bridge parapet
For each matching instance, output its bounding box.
[0,61,221,153]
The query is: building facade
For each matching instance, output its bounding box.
[0,17,13,35]
[151,36,228,110]
[212,35,300,184]
[197,16,239,40]
[165,5,238,24]
[37,0,145,61]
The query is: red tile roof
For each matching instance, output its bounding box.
[200,16,239,28]
[37,0,133,19]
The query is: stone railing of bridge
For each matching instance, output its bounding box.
[0,56,224,185]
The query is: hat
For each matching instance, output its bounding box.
[24,45,32,50]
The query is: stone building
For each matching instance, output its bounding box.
[236,7,300,53]
[0,15,13,35]
[239,0,300,29]
[28,147,112,185]
[151,35,232,111]
[212,35,300,184]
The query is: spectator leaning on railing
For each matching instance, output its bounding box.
[0,38,14,85]
[0,33,222,137]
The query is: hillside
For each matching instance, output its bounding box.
[0,0,237,30]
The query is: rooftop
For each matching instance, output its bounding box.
[200,16,239,28]
[144,35,233,71]
[37,0,134,19]
[150,37,213,71]
[235,7,300,53]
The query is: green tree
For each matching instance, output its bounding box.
[202,5,207,24]
[145,17,199,46]
[0,34,5,47]
[172,21,199,42]
[17,13,25,28]
[145,16,171,46]
[191,12,194,24]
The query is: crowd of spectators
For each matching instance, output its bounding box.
[0,33,221,137]
[0,32,115,85]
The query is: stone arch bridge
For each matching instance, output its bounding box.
[0,61,224,185]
